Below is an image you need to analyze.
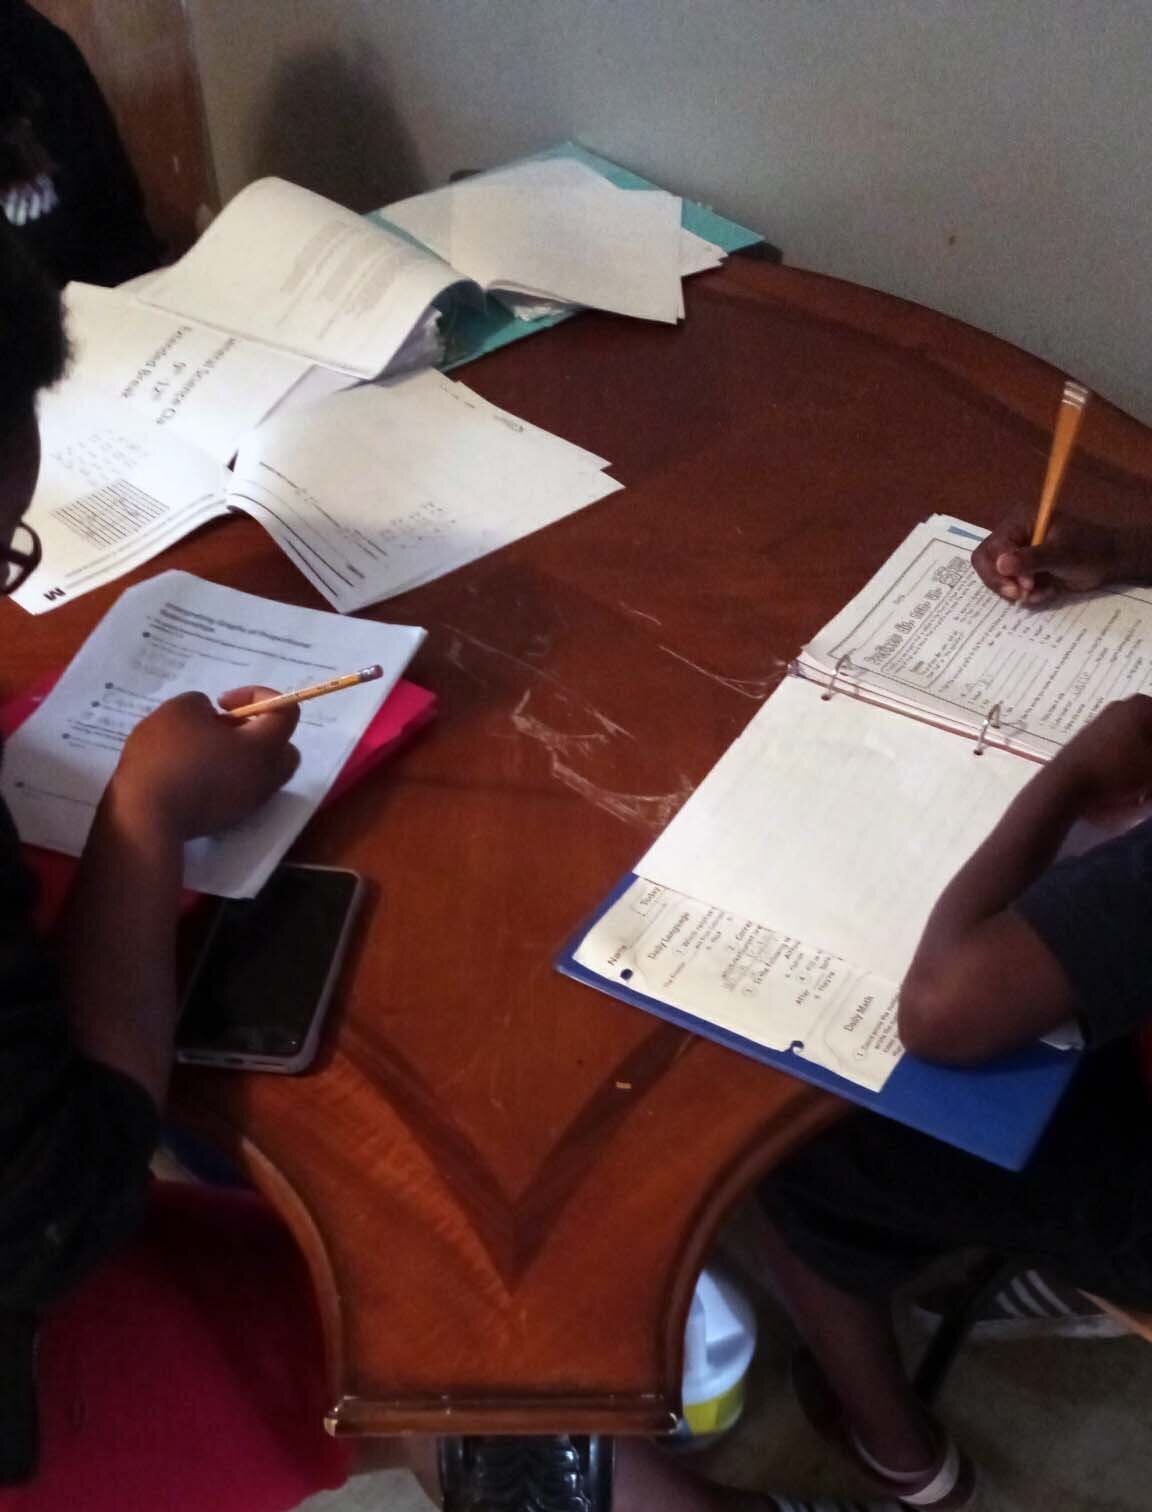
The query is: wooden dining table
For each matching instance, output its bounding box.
[8,255,1152,1504]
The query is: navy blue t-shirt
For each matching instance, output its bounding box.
[1016,817,1152,1050]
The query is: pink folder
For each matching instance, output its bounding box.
[0,672,437,930]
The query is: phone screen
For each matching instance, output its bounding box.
[178,865,361,1064]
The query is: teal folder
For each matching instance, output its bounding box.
[368,142,765,371]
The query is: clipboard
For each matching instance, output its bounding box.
[558,873,1080,1171]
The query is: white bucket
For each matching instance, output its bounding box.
[677,1267,757,1441]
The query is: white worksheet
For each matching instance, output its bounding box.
[637,674,1035,985]
[12,394,231,614]
[492,227,722,322]
[0,572,424,897]
[382,158,685,323]
[228,371,622,611]
[143,178,464,378]
[61,282,316,463]
[574,877,903,1090]
[801,514,1152,758]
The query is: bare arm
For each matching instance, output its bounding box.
[898,765,1080,1063]
[899,697,1152,1063]
[60,782,184,1107]
[57,689,299,1108]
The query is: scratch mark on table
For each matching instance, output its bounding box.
[445,624,636,739]
[511,691,693,832]
[618,602,663,627]
[510,690,608,757]
[657,644,779,700]
[444,635,490,684]
[548,763,695,832]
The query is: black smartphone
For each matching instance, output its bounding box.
[177,864,363,1073]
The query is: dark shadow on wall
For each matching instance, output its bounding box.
[253,48,422,211]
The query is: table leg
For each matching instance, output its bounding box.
[437,1435,614,1511]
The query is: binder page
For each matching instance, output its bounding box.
[802,515,1152,759]
[637,674,1034,985]
[143,178,464,378]
[0,572,424,897]
[573,877,903,1090]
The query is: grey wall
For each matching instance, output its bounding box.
[186,1,1152,420]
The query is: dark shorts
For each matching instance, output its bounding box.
[760,1041,1152,1308]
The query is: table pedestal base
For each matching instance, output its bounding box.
[438,1435,614,1511]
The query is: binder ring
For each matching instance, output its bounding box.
[974,701,1002,756]
[821,653,854,702]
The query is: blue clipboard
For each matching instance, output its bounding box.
[557,873,1081,1171]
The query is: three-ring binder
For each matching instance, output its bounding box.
[820,655,1004,758]
[821,652,854,701]
[974,701,1002,755]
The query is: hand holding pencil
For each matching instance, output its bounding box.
[223,665,384,719]
[114,688,302,841]
[971,378,1114,607]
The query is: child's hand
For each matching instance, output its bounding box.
[1050,696,1152,811]
[110,688,301,840]
[972,511,1132,606]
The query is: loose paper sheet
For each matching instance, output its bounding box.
[802,515,1152,758]
[228,371,622,611]
[13,394,231,614]
[638,674,1035,985]
[60,283,315,463]
[383,158,684,323]
[574,877,903,1090]
[0,572,424,897]
[12,283,354,614]
[143,178,463,378]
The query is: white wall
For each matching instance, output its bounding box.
[187,0,1152,421]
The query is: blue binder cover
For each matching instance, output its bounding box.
[557,873,1081,1172]
[369,141,765,371]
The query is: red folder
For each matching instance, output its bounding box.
[0,672,437,930]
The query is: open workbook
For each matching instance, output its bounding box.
[141,162,705,378]
[560,515,1152,1167]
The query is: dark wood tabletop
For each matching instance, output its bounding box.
[7,259,1152,1439]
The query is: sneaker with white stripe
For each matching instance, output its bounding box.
[911,1267,1127,1341]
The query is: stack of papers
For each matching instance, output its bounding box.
[230,370,623,612]
[139,164,725,380]
[13,158,716,614]
[14,282,347,613]
[0,572,424,897]
[382,157,715,324]
[16,365,622,616]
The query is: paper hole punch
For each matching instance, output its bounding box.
[821,653,854,702]
[973,702,1002,756]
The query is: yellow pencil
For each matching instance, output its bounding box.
[1031,379,1090,547]
[225,665,384,719]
